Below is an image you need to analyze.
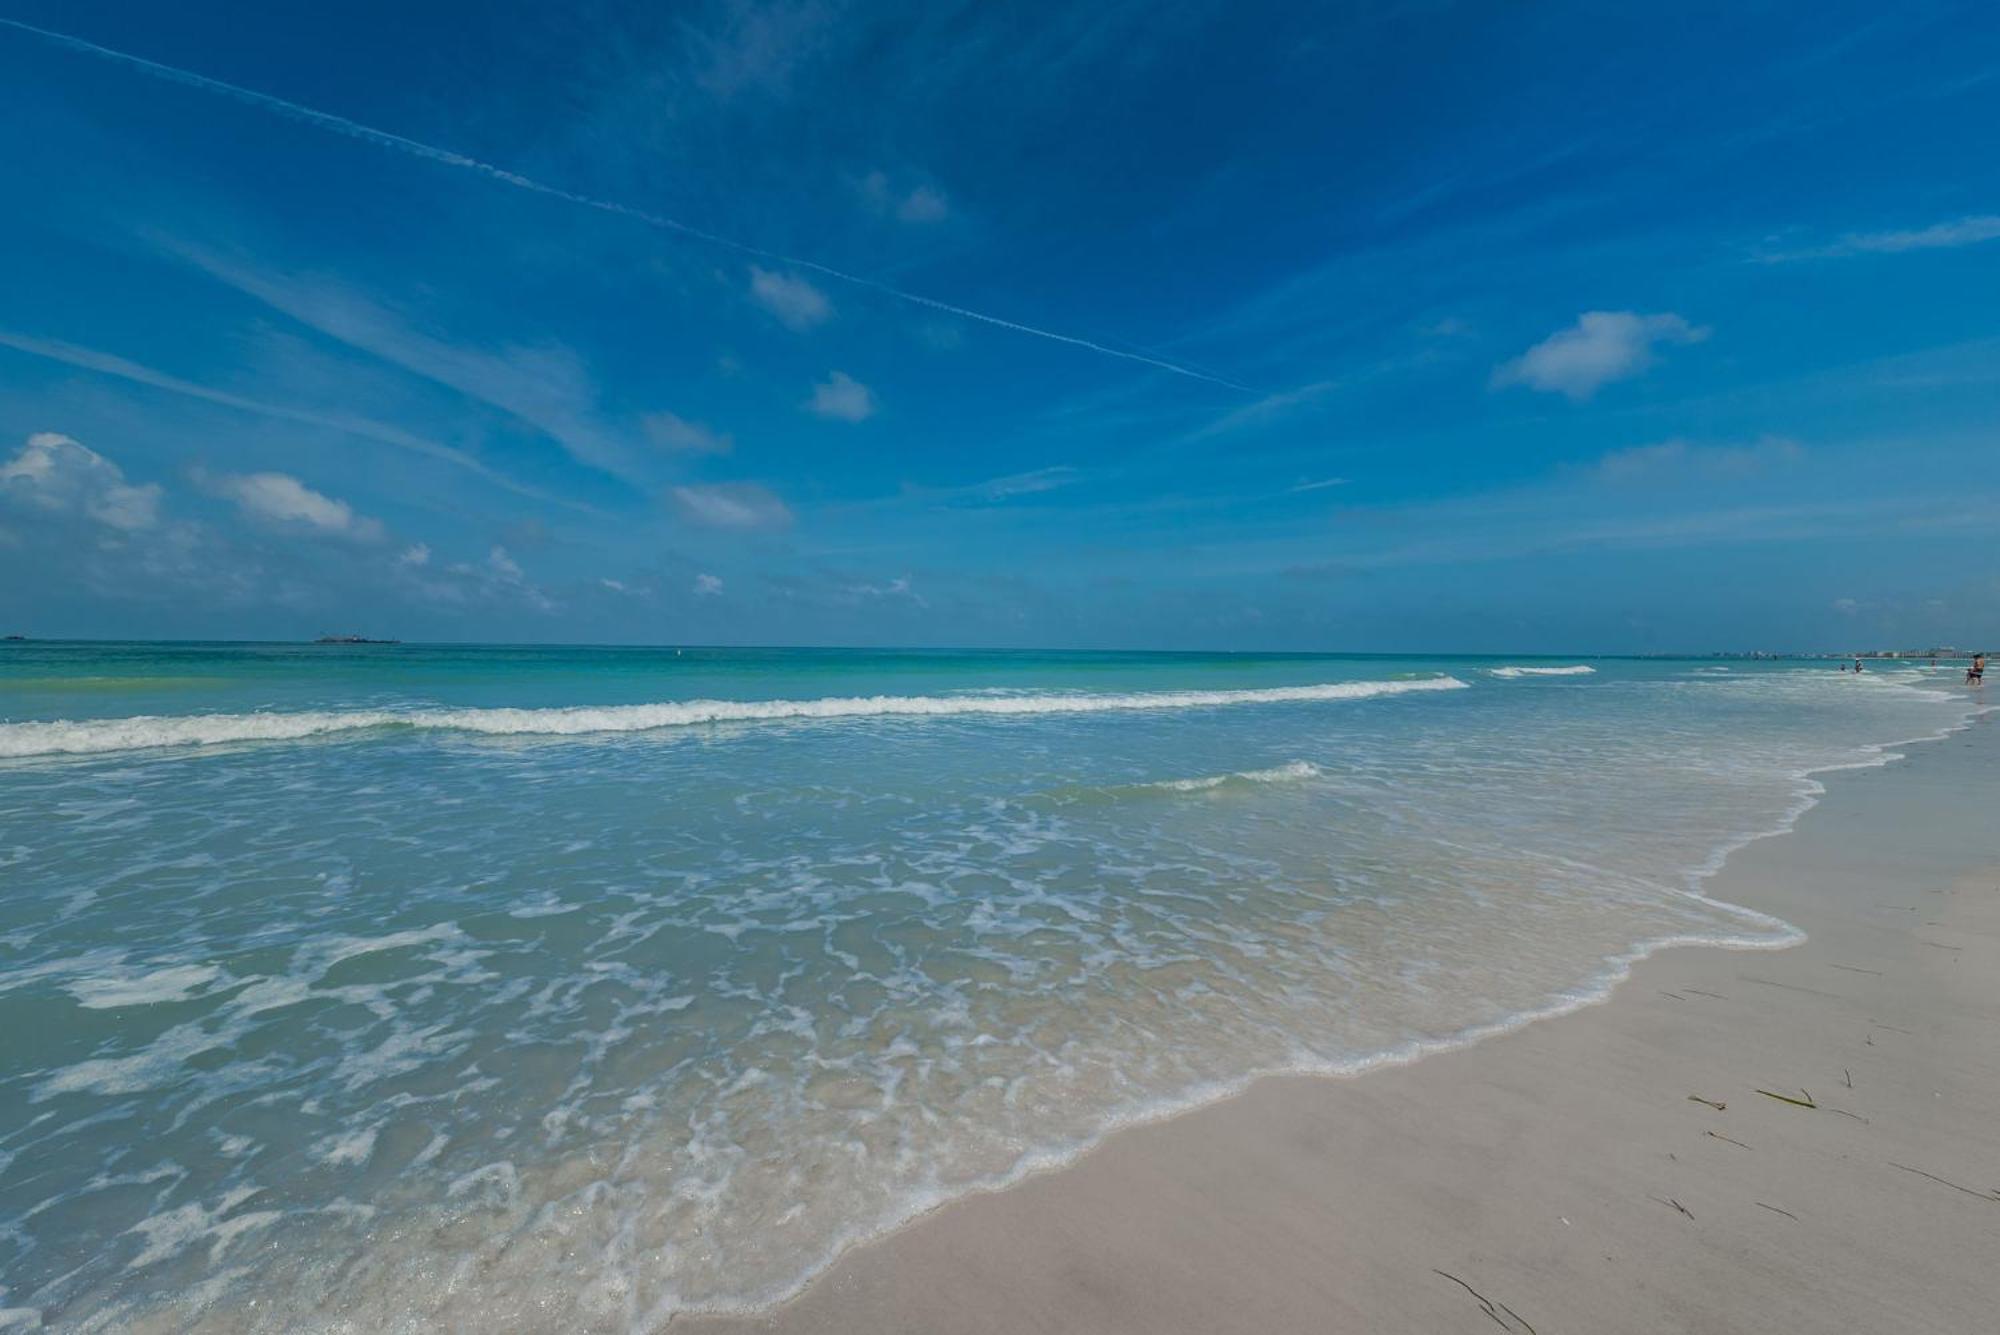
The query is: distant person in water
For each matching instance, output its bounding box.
[1854,658,1864,672]
[1968,653,1985,685]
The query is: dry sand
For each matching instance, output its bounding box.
[683,710,1998,1334]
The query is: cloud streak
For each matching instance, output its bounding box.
[0,329,572,508]
[0,17,1249,392]
[670,482,794,530]
[1761,215,2000,261]
[166,249,641,483]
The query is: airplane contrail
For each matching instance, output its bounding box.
[1,18,1252,392]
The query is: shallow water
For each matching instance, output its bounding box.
[0,645,1974,1329]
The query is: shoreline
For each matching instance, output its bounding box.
[681,698,1996,1333]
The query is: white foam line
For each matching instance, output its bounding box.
[1137,759,1322,792]
[0,677,1467,758]
[0,19,1250,393]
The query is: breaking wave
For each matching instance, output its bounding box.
[0,676,1468,758]
[1488,665,1596,678]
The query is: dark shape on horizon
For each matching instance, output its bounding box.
[312,634,402,645]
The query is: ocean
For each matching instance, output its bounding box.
[0,643,1975,1329]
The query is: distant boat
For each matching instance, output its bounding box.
[312,635,402,645]
[2,634,26,642]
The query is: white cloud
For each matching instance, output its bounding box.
[694,572,724,596]
[205,471,385,541]
[600,577,629,593]
[1289,477,1347,493]
[691,0,834,98]
[749,266,832,331]
[1833,597,1861,615]
[1765,215,2000,262]
[670,482,794,530]
[642,412,734,455]
[0,432,161,531]
[1596,436,1804,483]
[859,171,950,224]
[428,543,555,611]
[397,542,431,566]
[1492,311,1709,400]
[841,575,927,608]
[898,184,950,223]
[806,371,876,422]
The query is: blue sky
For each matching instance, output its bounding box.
[2,1,1997,651]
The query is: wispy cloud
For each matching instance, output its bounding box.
[959,466,1076,502]
[1289,476,1347,493]
[805,371,876,421]
[168,247,641,482]
[0,19,1248,390]
[0,330,566,506]
[201,470,386,541]
[842,575,926,607]
[642,412,734,455]
[1760,214,2000,261]
[1183,379,1339,442]
[425,543,556,612]
[670,482,794,530]
[1594,436,1804,484]
[690,0,835,99]
[694,572,724,596]
[1492,311,1709,400]
[851,465,1081,514]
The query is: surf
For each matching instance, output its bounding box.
[0,676,1468,757]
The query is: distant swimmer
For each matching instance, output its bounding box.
[1968,653,1986,685]
[1854,657,1864,673]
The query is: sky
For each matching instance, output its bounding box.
[2,0,1998,652]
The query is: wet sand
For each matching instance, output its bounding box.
[682,708,1997,1333]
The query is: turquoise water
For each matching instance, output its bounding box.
[0,644,1976,1329]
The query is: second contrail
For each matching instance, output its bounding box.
[1,17,1250,392]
